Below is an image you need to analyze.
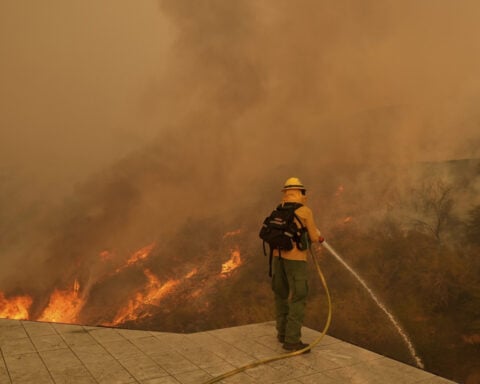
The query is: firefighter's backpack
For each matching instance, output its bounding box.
[259,202,307,276]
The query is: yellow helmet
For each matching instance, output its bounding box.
[282,177,306,191]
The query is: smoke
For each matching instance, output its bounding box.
[1,1,480,305]
[134,0,480,211]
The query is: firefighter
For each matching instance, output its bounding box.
[272,177,325,352]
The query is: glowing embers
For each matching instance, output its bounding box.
[38,279,84,323]
[221,247,242,275]
[0,292,33,320]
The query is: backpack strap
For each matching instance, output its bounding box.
[262,240,273,278]
[269,247,273,277]
[268,247,281,277]
[287,203,307,247]
[293,212,306,230]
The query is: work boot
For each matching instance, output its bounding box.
[282,341,310,353]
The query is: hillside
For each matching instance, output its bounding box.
[1,159,479,383]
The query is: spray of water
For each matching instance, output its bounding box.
[322,241,425,369]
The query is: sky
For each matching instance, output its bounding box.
[0,1,175,200]
[1,0,480,282]
[1,1,480,202]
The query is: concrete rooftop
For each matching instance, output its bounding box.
[0,318,457,384]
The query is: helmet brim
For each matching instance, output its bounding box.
[282,186,306,191]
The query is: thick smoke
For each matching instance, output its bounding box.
[1,0,480,307]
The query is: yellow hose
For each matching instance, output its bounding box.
[202,248,332,384]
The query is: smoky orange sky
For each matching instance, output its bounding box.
[1,1,480,199]
[0,1,173,198]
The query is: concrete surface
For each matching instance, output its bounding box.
[0,319,457,384]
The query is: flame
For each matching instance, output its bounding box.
[126,243,156,266]
[1,241,204,326]
[343,216,353,224]
[38,279,84,323]
[107,269,180,325]
[0,292,33,320]
[142,269,179,305]
[115,242,155,273]
[1,241,200,325]
[185,268,198,279]
[221,247,242,275]
[106,267,198,326]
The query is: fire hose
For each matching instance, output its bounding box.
[202,243,333,384]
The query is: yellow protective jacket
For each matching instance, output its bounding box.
[273,189,322,261]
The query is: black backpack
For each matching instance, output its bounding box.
[259,202,307,276]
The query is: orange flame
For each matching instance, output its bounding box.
[38,279,84,323]
[141,269,179,305]
[106,267,198,326]
[107,269,180,325]
[0,292,33,320]
[115,242,155,273]
[221,248,242,275]
[126,243,156,266]
[185,268,198,279]
[343,216,353,224]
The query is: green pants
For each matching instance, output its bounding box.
[271,257,309,344]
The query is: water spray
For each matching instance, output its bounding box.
[203,240,424,383]
[322,241,424,369]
